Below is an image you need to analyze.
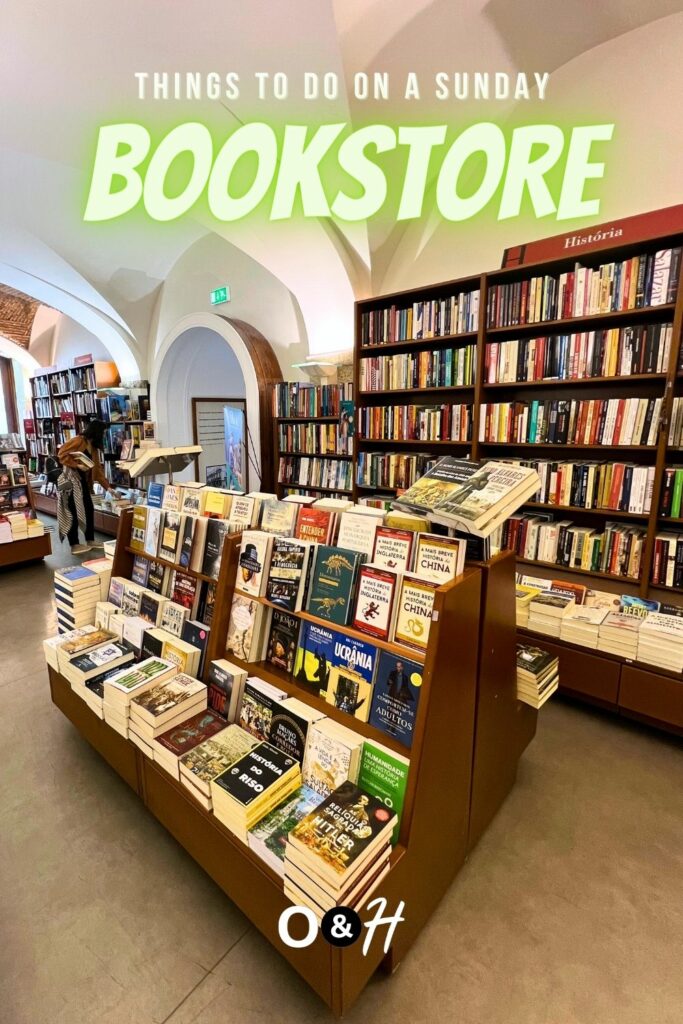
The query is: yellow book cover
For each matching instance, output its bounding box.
[392,574,438,653]
[130,505,148,553]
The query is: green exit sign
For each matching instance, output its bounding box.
[210,285,230,305]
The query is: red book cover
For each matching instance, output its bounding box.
[172,570,198,611]
[588,401,602,445]
[352,565,399,641]
[295,506,334,544]
[612,399,626,445]
[608,464,625,509]
[156,708,226,756]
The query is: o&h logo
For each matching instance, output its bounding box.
[278,899,405,957]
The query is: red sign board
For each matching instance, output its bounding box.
[502,204,683,269]
[72,353,93,367]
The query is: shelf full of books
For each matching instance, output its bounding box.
[273,382,354,501]
[0,438,51,565]
[44,479,530,1013]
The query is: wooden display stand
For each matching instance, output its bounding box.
[47,509,533,1013]
[0,447,52,568]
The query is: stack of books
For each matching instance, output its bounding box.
[128,673,208,758]
[61,638,135,693]
[102,657,177,737]
[43,625,107,671]
[81,557,113,600]
[527,591,575,638]
[27,517,45,538]
[560,607,609,649]
[178,725,259,810]
[637,613,683,672]
[597,612,641,658]
[211,742,302,844]
[516,584,542,628]
[516,643,559,708]
[54,566,101,632]
[152,708,227,780]
[7,511,28,540]
[247,785,322,876]
[284,780,397,922]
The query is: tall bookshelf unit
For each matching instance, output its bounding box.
[0,444,52,567]
[46,507,533,1013]
[272,382,354,500]
[353,231,683,734]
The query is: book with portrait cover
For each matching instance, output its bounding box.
[236,530,274,597]
[265,536,314,611]
[265,609,300,674]
[368,649,423,748]
[130,505,148,553]
[226,592,269,662]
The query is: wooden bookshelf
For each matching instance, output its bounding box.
[47,510,533,1013]
[351,227,683,732]
[273,382,354,499]
[0,447,52,567]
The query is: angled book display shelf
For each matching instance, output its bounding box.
[46,506,533,1014]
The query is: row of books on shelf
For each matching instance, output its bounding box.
[508,459,655,515]
[272,382,353,419]
[356,451,438,492]
[359,403,473,442]
[277,456,353,492]
[277,421,352,457]
[479,397,663,447]
[486,248,681,328]
[228,510,466,660]
[494,514,646,581]
[660,468,683,519]
[43,626,404,917]
[666,398,683,448]
[360,289,480,347]
[359,345,476,392]
[516,643,559,709]
[484,323,673,384]
[516,576,683,673]
[34,398,53,418]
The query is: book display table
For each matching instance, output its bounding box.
[47,509,535,1013]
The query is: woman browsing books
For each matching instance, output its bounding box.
[57,419,116,554]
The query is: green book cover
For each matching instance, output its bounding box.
[358,739,409,845]
[306,545,362,626]
[672,470,683,519]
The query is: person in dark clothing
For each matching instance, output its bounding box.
[57,419,114,553]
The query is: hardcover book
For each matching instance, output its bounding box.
[306,545,362,626]
[392,573,438,653]
[352,564,400,642]
[265,609,300,674]
[372,526,415,573]
[293,619,377,695]
[237,530,274,597]
[265,537,313,611]
[368,649,423,747]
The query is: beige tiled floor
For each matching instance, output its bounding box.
[2,535,682,1023]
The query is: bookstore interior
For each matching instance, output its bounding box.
[3,204,682,1016]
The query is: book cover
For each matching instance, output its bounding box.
[352,565,399,642]
[130,505,148,553]
[413,533,464,585]
[196,580,217,627]
[260,499,298,537]
[358,740,409,844]
[368,649,423,747]
[392,574,438,653]
[289,780,395,879]
[306,545,362,626]
[237,530,274,597]
[336,512,378,559]
[202,518,229,579]
[238,680,285,741]
[226,593,265,662]
[155,708,227,757]
[177,515,195,569]
[301,723,358,798]
[159,510,181,562]
[146,561,169,595]
[265,609,300,674]
[131,674,205,718]
[162,484,181,512]
[372,526,415,573]
[161,601,190,637]
[212,742,298,807]
[147,482,165,509]
[139,591,166,626]
[131,555,150,587]
[206,659,245,719]
[265,537,312,611]
[325,665,373,722]
[171,570,198,613]
[293,619,377,695]
[181,619,210,677]
[179,725,258,788]
[248,785,321,872]
[144,507,164,558]
[180,486,203,517]
[295,507,334,545]
[229,494,257,528]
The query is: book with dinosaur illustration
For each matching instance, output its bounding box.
[305,545,363,626]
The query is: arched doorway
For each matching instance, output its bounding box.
[151,313,282,490]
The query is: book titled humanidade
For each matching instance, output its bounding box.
[369,649,423,747]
